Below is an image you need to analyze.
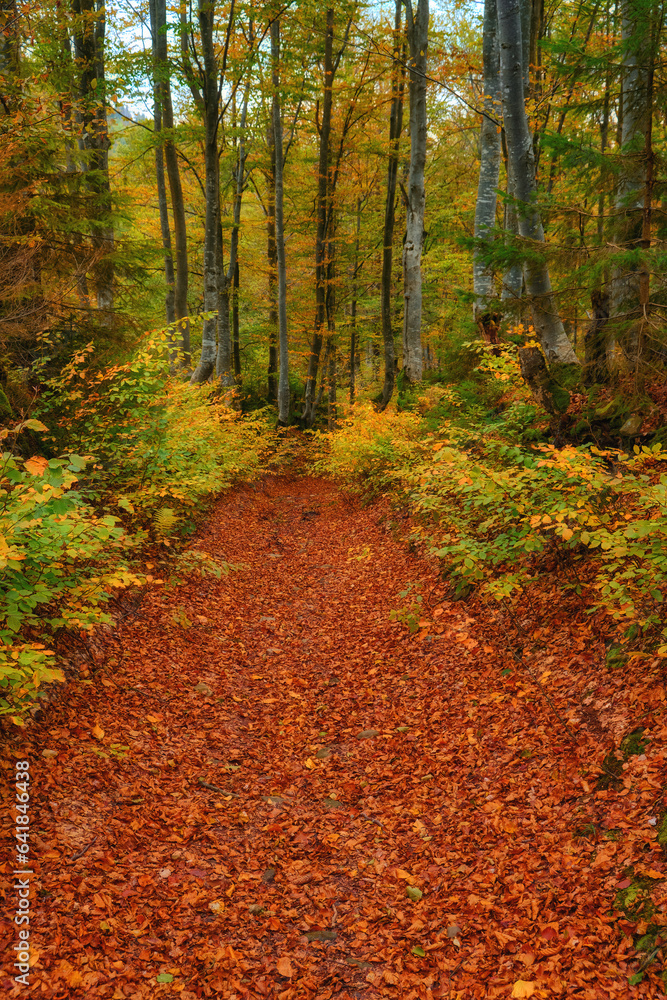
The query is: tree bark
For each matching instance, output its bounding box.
[349,197,361,404]
[190,0,222,384]
[153,0,190,364]
[266,123,278,403]
[378,0,405,410]
[607,0,654,371]
[216,60,250,386]
[271,15,290,426]
[232,259,240,379]
[473,0,501,343]
[302,7,334,427]
[149,0,176,329]
[402,0,428,384]
[72,0,114,322]
[497,0,579,367]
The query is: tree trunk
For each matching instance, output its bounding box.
[302,7,334,427]
[154,0,190,364]
[266,124,278,403]
[72,0,114,322]
[232,259,240,379]
[497,0,579,368]
[607,0,654,371]
[327,340,337,430]
[501,158,523,304]
[216,66,250,386]
[271,15,290,426]
[473,0,501,343]
[402,0,428,384]
[378,0,405,411]
[349,198,361,404]
[149,0,176,330]
[190,0,221,384]
[215,216,233,382]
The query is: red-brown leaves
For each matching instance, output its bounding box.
[1,474,665,997]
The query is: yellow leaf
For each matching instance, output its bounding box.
[512,981,535,998]
[24,455,49,476]
[91,723,105,740]
[396,868,414,880]
[276,956,294,978]
[304,757,316,769]
[562,527,573,541]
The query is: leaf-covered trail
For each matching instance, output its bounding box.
[3,474,667,999]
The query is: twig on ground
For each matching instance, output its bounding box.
[69,835,98,864]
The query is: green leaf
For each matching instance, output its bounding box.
[411,945,425,957]
[628,972,645,985]
[156,973,174,983]
[406,885,423,901]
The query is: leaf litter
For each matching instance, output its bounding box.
[1,473,667,998]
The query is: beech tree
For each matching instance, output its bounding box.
[149,0,190,363]
[271,14,290,426]
[378,0,405,410]
[71,0,114,321]
[472,0,501,342]
[402,0,428,384]
[607,0,660,371]
[497,0,580,387]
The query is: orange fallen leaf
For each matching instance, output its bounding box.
[511,981,535,998]
[277,956,294,978]
[92,723,104,739]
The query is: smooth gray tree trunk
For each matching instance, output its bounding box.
[349,196,361,404]
[265,121,278,403]
[216,71,250,386]
[402,0,428,384]
[190,0,222,384]
[501,160,523,304]
[149,0,175,329]
[473,0,501,340]
[497,0,578,365]
[271,16,290,426]
[607,0,652,370]
[378,0,405,410]
[302,8,334,427]
[153,0,190,364]
[72,0,114,322]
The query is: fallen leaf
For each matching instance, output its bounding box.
[277,956,294,978]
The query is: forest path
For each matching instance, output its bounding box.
[4,473,664,999]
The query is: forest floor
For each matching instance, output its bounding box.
[2,456,667,999]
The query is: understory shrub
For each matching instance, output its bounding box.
[322,394,667,651]
[1,333,274,723]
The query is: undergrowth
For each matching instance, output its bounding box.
[0,332,273,725]
[318,347,667,660]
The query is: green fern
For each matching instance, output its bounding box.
[153,506,179,538]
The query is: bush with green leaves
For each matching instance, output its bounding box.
[0,420,144,724]
[322,395,667,651]
[1,332,275,724]
[38,332,274,530]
